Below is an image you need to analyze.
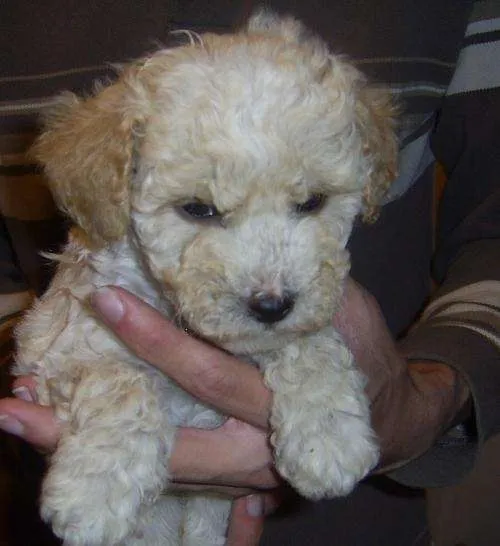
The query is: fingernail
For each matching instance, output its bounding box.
[91,287,124,324]
[0,415,24,436]
[12,386,34,403]
[246,495,265,518]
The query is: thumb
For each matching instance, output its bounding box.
[90,286,271,429]
[226,495,266,546]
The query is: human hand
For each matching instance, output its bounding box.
[2,378,277,493]
[333,279,471,470]
[2,279,471,472]
[0,279,471,543]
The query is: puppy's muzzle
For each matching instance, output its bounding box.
[247,292,294,324]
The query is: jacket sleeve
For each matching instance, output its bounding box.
[391,1,500,487]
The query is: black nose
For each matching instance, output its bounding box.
[247,292,294,324]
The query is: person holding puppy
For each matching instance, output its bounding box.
[1,0,499,545]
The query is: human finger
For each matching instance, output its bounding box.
[90,287,271,429]
[0,397,60,451]
[226,494,278,546]
[170,419,278,489]
[11,375,38,403]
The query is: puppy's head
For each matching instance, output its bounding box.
[35,11,398,352]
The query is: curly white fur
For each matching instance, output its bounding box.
[13,10,397,546]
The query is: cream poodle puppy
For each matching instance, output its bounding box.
[13,10,397,546]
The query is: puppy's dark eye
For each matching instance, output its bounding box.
[181,202,220,219]
[295,193,327,214]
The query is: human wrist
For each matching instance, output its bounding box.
[374,360,470,471]
[407,360,471,431]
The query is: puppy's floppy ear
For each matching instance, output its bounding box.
[32,79,139,247]
[355,85,399,222]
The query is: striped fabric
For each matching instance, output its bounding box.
[448,1,500,94]
[381,1,500,201]
[420,281,500,351]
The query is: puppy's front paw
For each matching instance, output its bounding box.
[41,467,141,546]
[41,432,168,546]
[272,411,379,499]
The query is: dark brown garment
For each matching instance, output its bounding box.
[427,436,500,546]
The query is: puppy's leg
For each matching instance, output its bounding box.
[181,495,231,546]
[260,326,379,499]
[41,361,172,546]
